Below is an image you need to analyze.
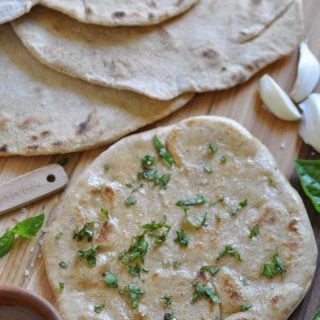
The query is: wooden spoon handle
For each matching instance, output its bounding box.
[0,164,68,215]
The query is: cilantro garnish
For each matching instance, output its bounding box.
[73,222,95,242]
[200,265,219,275]
[124,283,144,309]
[103,271,119,288]
[125,196,137,206]
[261,254,286,278]
[192,282,220,303]
[176,195,206,207]
[153,135,174,168]
[94,304,105,314]
[217,245,241,261]
[77,246,100,267]
[249,224,259,239]
[175,229,189,246]
[183,209,208,229]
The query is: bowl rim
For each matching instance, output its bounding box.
[0,285,63,320]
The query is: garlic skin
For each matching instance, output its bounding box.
[290,42,320,103]
[259,75,301,121]
[299,94,320,153]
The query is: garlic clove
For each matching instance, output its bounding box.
[259,74,301,121]
[299,93,320,153]
[290,42,320,103]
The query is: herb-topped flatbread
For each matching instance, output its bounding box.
[44,116,317,319]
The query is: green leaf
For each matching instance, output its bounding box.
[0,231,15,258]
[200,265,219,276]
[217,245,241,261]
[55,232,63,240]
[272,254,286,275]
[124,283,144,309]
[94,304,105,314]
[161,295,173,306]
[153,135,174,168]
[312,310,320,320]
[175,229,189,246]
[142,220,171,245]
[261,254,286,278]
[203,165,214,174]
[176,195,207,207]
[12,213,45,238]
[192,282,220,304]
[104,271,119,288]
[183,209,208,229]
[294,160,320,213]
[73,222,95,242]
[77,246,100,267]
[141,154,155,169]
[209,144,218,154]
[261,263,276,278]
[125,196,137,206]
[249,224,259,239]
[164,311,175,320]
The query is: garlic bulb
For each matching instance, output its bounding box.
[291,42,320,103]
[299,94,320,153]
[259,75,301,121]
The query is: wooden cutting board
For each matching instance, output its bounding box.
[0,1,319,319]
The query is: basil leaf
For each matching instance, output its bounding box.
[294,160,320,213]
[312,310,320,320]
[0,231,15,258]
[153,135,174,168]
[12,213,44,238]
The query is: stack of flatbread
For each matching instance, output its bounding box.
[1,2,316,320]
[0,0,304,156]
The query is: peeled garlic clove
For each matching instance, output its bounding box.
[259,75,301,121]
[290,42,320,103]
[299,94,320,153]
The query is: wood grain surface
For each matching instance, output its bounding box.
[0,1,319,319]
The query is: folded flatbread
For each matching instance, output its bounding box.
[13,0,303,100]
[44,116,317,320]
[0,25,192,156]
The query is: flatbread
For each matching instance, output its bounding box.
[43,116,317,320]
[0,24,192,156]
[40,0,199,26]
[0,0,36,24]
[13,0,304,100]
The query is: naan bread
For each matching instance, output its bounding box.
[0,25,192,156]
[44,116,317,320]
[40,0,199,26]
[13,0,303,100]
[0,0,36,24]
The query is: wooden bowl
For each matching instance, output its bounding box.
[0,286,62,320]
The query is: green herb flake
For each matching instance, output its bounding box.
[192,282,220,304]
[125,196,137,206]
[209,144,218,154]
[73,222,95,242]
[261,254,286,278]
[183,209,208,229]
[217,245,241,262]
[77,246,100,267]
[231,199,248,216]
[200,265,219,276]
[142,220,171,245]
[175,229,189,246]
[55,232,63,240]
[294,160,320,213]
[161,295,173,307]
[59,261,68,269]
[124,283,144,309]
[240,303,252,311]
[153,135,174,168]
[141,154,155,169]
[164,310,175,320]
[203,165,214,174]
[220,155,227,164]
[59,282,64,290]
[249,224,259,239]
[100,208,109,221]
[0,213,44,259]
[176,195,207,207]
[94,304,105,314]
[104,271,119,288]
[103,163,111,172]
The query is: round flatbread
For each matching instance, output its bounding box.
[13,0,303,100]
[43,116,317,320]
[0,24,192,156]
[0,0,36,24]
[40,0,199,26]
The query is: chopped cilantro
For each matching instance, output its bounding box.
[73,222,95,242]
[240,303,252,311]
[125,196,137,206]
[203,165,214,174]
[59,261,68,269]
[161,295,173,306]
[104,271,119,288]
[192,282,220,303]
[175,229,189,246]
[217,245,241,261]
[164,310,175,320]
[200,265,219,275]
[183,209,208,229]
[141,154,155,169]
[153,135,174,168]
[103,163,111,172]
[124,283,144,309]
[220,155,227,164]
[176,195,207,207]
[261,254,286,278]
[231,199,248,216]
[55,232,63,240]
[77,246,100,267]
[142,220,171,245]
[249,224,259,239]
[94,304,105,314]
[209,144,218,154]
